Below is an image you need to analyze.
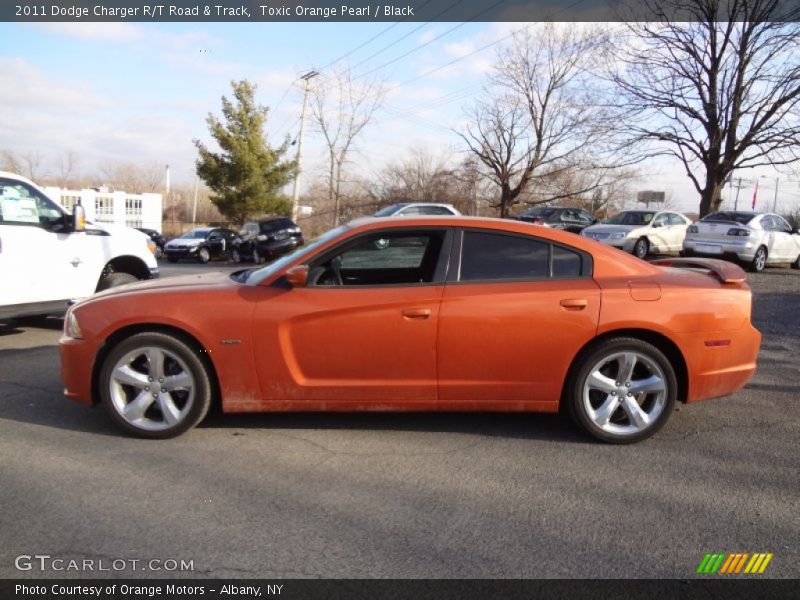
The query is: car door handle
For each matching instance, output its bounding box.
[402,308,431,319]
[560,298,587,310]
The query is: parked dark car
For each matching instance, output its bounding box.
[136,228,166,259]
[515,207,597,233]
[233,218,304,264]
[164,227,240,263]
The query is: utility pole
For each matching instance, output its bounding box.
[772,177,779,213]
[733,177,743,210]
[165,164,170,197]
[192,176,199,227]
[291,70,319,221]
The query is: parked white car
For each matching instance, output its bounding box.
[580,210,692,258]
[373,202,461,217]
[0,171,159,319]
[682,211,800,272]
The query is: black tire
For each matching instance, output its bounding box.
[166,255,179,263]
[198,247,211,263]
[749,246,767,272]
[792,253,800,270]
[96,272,139,292]
[98,332,212,439]
[566,337,677,444]
[633,237,649,259]
[232,248,242,263]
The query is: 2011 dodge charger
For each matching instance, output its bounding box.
[60,217,761,443]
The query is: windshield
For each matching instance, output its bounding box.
[374,204,403,217]
[179,229,210,239]
[604,211,654,226]
[245,226,349,285]
[702,211,756,225]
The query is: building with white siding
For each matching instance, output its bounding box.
[42,187,162,232]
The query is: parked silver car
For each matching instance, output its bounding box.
[373,202,460,217]
[682,211,800,272]
[580,210,692,258]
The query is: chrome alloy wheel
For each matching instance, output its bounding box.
[108,346,195,432]
[582,351,668,436]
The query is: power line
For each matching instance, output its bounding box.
[317,0,436,72]
[353,0,510,81]
[350,0,465,72]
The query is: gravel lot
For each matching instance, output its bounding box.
[0,263,797,579]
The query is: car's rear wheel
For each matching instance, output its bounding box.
[633,237,649,259]
[96,272,138,291]
[198,247,211,263]
[99,332,212,438]
[567,338,677,444]
[749,246,767,272]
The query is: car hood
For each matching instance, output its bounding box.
[583,224,641,235]
[166,238,203,247]
[76,272,239,307]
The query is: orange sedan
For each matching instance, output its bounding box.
[59,217,761,443]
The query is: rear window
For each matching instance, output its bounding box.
[701,212,756,225]
[374,204,404,217]
[521,207,559,219]
[259,218,295,232]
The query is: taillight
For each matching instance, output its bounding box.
[687,225,698,233]
[727,228,750,237]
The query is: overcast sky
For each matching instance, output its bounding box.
[0,21,797,213]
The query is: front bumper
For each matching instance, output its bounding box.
[165,246,200,259]
[59,334,97,407]
[682,237,757,262]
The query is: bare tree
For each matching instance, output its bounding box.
[309,66,385,226]
[100,161,164,192]
[56,150,80,188]
[608,0,800,217]
[460,24,614,217]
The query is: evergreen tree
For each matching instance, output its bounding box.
[194,80,296,225]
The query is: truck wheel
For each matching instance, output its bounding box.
[96,272,139,292]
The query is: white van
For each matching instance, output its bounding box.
[0,171,159,319]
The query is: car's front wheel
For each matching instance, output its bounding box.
[232,248,242,263]
[96,272,138,291]
[567,338,677,444]
[198,247,211,263]
[633,237,649,259]
[253,249,263,264]
[99,332,212,438]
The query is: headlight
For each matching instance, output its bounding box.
[64,309,83,339]
[146,240,157,255]
[256,234,269,241]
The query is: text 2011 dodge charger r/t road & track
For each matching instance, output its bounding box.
[59,217,761,443]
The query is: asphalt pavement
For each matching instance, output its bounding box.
[0,262,797,579]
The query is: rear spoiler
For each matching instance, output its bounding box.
[650,257,747,284]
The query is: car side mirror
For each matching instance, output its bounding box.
[285,265,309,288]
[72,203,86,232]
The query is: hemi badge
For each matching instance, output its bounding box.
[705,339,731,347]
[220,339,241,345]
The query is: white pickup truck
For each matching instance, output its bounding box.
[0,171,159,320]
